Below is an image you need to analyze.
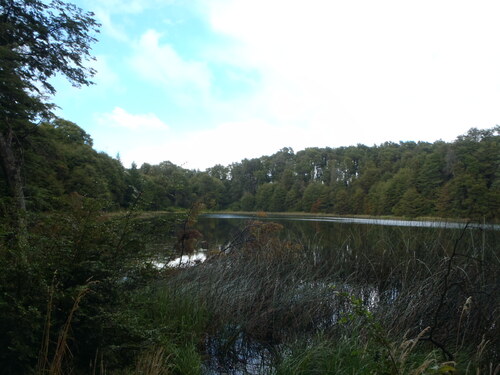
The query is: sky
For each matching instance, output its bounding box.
[52,0,500,171]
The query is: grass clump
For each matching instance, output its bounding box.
[274,332,458,375]
[165,220,499,373]
[124,285,210,375]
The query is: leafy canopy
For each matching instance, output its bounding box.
[0,0,99,123]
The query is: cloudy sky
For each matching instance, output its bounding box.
[53,0,500,170]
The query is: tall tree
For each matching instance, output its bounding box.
[0,0,99,217]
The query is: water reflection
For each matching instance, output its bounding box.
[153,252,207,268]
[153,213,499,375]
[202,213,499,230]
[203,332,273,375]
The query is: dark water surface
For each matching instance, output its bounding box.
[201,213,499,229]
[193,213,498,258]
[150,214,499,374]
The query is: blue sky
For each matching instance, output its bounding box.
[53,0,500,170]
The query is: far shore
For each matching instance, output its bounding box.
[206,210,473,222]
[105,209,498,225]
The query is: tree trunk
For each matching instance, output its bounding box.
[0,127,26,212]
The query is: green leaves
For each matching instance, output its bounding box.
[0,0,99,218]
[0,0,99,93]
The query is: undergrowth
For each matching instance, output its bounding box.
[0,198,498,374]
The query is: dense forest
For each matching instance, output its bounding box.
[2,120,499,221]
[1,1,498,373]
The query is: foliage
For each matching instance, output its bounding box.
[0,0,98,97]
[0,0,99,217]
[2,124,499,221]
[275,328,457,375]
[0,198,498,373]
[23,120,126,210]
[0,195,180,373]
[127,285,210,375]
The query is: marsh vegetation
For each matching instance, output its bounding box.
[0,1,498,372]
[3,203,497,374]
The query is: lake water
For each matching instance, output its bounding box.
[200,213,500,230]
[161,213,498,268]
[154,213,499,374]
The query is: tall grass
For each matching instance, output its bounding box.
[124,284,210,375]
[5,203,496,373]
[36,280,95,375]
[166,220,499,373]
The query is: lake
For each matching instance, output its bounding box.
[165,213,499,269]
[154,212,499,374]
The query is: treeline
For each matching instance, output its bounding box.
[2,121,499,220]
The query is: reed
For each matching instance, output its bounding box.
[36,281,94,375]
[166,220,499,372]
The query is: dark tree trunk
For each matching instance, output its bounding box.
[0,127,26,212]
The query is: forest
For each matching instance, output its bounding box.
[1,1,499,374]
[1,119,498,374]
[3,119,499,221]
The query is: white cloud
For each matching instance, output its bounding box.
[69,0,500,171]
[98,107,169,130]
[91,55,120,89]
[117,117,376,171]
[116,120,269,169]
[130,29,212,102]
[118,0,499,169]
[195,0,500,144]
[92,8,130,42]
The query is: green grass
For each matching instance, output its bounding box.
[125,285,210,375]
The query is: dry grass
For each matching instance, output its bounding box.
[36,281,95,375]
[134,347,170,375]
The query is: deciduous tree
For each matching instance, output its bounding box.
[0,0,99,219]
